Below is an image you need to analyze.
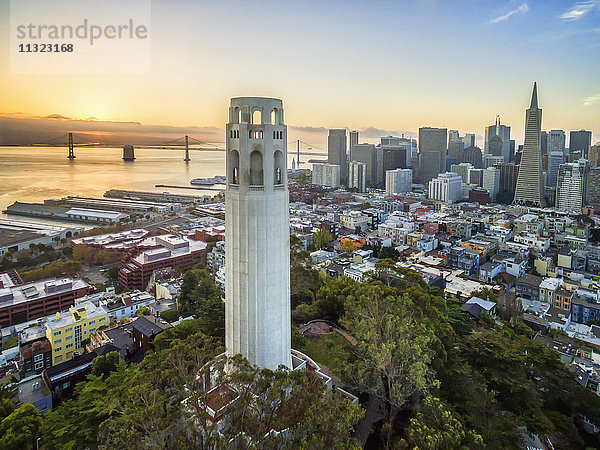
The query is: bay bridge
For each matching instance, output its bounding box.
[29,133,326,165]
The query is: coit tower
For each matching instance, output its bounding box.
[225,97,291,370]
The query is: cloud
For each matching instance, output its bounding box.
[489,3,529,24]
[560,1,596,19]
[584,93,600,106]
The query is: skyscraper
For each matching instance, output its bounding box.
[484,116,511,162]
[463,133,476,149]
[548,130,566,155]
[419,127,447,185]
[349,130,359,156]
[514,83,545,207]
[569,130,592,159]
[328,129,348,185]
[225,97,291,370]
[546,151,564,187]
[556,160,587,214]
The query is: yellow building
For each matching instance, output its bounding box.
[45,301,108,365]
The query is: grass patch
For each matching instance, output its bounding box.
[301,332,353,376]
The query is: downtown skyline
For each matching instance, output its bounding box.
[1,0,599,144]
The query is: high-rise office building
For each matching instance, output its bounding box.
[328,129,347,185]
[450,162,473,183]
[540,131,548,154]
[495,162,519,199]
[589,143,600,167]
[482,166,500,201]
[349,161,368,192]
[376,136,412,186]
[514,83,545,207]
[312,163,340,187]
[556,160,587,214]
[468,168,484,187]
[509,139,516,162]
[350,143,377,186]
[548,130,566,155]
[569,130,592,158]
[448,130,459,145]
[461,146,483,168]
[463,133,476,149]
[349,130,359,156]
[546,151,564,187]
[448,139,465,161]
[225,97,291,370]
[428,172,463,203]
[586,167,600,208]
[385,168,413,197]
[419,127,447,185]
[484,116,511,162]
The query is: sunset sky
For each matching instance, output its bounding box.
[1,0,599,145]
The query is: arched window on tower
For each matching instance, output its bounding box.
[252,109,262,125]
[250,150,264,185]
[233,107,240,124]
[274,150,284,185]
[271,108,279,125]
[229,149,240,184]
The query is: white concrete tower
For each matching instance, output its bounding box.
[225,97,291,370]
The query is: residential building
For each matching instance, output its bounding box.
[556,160,587,213]
[45,301,108,365]
[328,129,348,185]
[131,315,171,352]
[482,167,500,201]
[419,127,447,185]
[428,172,463,203]
[539,277,562,305]
[385,169,412,196]
[514,83,545,207]
[340,210,369,232]
[17,374,52,415]
[312,163,340,188]
[515,274,542,300]
[0,275,91,328]
[348,161,368,192]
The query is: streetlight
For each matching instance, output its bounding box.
[36,437,41,450]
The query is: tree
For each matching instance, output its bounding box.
[91,351,122,379]
[136,306,150,317]
[313,229,333,250]
[340,282,437,446]
[402,396,483,450]
[339,241,356,253]
[0,399,15,422]
[0,403,43,450]
[196,296,225,339]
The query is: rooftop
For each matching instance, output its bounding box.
[45,301,107,331]
[0,277,89,309]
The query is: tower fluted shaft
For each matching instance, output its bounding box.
[225,97,291,370]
